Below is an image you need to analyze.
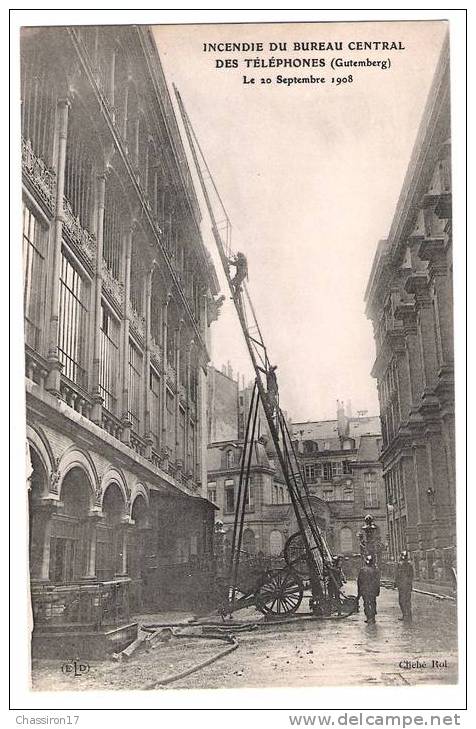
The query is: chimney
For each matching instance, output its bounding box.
[346,399,352,418]
[227,361,233,379]
[337,400,348,439]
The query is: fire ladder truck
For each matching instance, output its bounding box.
[175,88,355,620]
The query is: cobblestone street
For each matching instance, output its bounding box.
[31,583,458,692]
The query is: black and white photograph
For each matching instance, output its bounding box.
[10,9,467,713]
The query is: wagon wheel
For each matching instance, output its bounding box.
[255,568,303,616]
[284,532,310,578]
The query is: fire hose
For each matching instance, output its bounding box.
[141,628,239,689]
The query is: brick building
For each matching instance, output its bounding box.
[292,404,387,570]
[22,24,222,634]
[364,36,455,585]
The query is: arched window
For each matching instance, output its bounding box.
[242,528,256,555]
[340,527,353,554]
[270,530,283,556]
[97,482,127,580]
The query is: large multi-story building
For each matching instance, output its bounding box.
[22,25,222,636]
[292,404,387,570]
[364,36,454,585]
[207,367,293,558]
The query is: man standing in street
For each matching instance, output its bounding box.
[357,554,380,624]
[395,550,414,622]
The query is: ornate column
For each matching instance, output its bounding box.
[395,302,424,413]
[117,517,133,577]
[46,97,70,395]
[30,500,61,583]
[419,238,454,381]
[91,171,107,424]
[405,274,439,398]
[82,510,103,580]
[120,225,134,445]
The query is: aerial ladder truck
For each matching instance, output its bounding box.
[175,87,355,619]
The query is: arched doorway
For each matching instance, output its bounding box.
[129,495,149,611]
[49,467,91,583]
[96,483,127,581]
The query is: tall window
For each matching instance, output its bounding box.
[340,527,353,554]
[207,482,217,505]
[245,478,254,510]
[130,238,145,317]
[322,462,332,481]
[99,303,120,413]
[188,419,196,476]
[21,48,57,165]
[103,185,125,279]
[128,340,143,432]
[364,472,379,508]
[243,528,256,555]
[149,368,161,446]
[270,530,283,556]
[305,464,319,482]
[225,480,235,513]
[64,110,96,232]
[23,204,46,350]
[166,388,175,452]
[226,450,234,469]
[332,461,343,477]
[58,250,89,386]
[178,406,186,462]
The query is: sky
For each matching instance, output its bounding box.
[153,21,447,422]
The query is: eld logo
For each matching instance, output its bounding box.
[61,660,90,677]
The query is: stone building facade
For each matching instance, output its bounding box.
[292,405,387,571]
[207,367,297,558]
[207,437,296,559]
[22,25,222,622]
[364,36,455,585]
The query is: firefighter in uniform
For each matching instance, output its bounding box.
[395,550,414,622]
[357,554,380,624]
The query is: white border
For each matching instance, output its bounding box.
[6,3,469,721]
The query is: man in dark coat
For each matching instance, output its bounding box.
[395,550,414,622]
[357,554,380,624]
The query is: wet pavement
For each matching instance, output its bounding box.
[31,582,457,691]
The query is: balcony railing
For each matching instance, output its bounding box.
[63,198,97,267]
[59,375,93,419]
[31,578,131,630]
[21,137,56,212]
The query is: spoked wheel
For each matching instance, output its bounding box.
[284,532,310,578]
[255,568,303,616]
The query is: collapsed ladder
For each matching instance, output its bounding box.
[174,87,336,611]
